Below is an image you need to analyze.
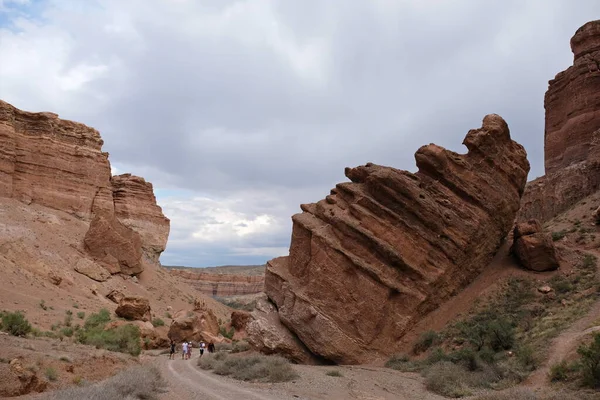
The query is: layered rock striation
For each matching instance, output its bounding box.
[520,20,600,221]
[0,100,169,275]
[168,268,265,297]
[263,115,530,364]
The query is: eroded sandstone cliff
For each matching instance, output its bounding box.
[260,115,530,364]
[168,268,265,297]
[0,100,169,275]
[520,20,600,221]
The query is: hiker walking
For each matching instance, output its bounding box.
[182,341,188,360]
[199,341,206,357]
[169,340,176,360]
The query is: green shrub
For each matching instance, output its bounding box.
[61,327,74,337]
[77,312,85,320]
[326,370,343,377]
[552,230,567,241]
[549,361,571,382]
[413,330,440,354]
[577,332,600,387]
[219,326,235,340]
[76,309,140,356]
[1,311,31,337]
[151,318,165,327]
[516,344,537,370]
[84,309,111,330]
[487,318,515,351]
[45,367,58,381]
[73,303,79,309]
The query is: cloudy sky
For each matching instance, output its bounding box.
[0,0,598,267]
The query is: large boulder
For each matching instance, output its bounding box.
[115,295,151,322]
[264,114,530,364]
[106,289,125,304]
[246,298,321,364]
[512,220,560,272]
[167,309,219,343]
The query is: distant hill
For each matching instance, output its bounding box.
[163,264,266,276]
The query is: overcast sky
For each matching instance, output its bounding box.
[0,0,598,267]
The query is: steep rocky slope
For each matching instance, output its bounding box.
[0,101,232,355]
[520,20,600,221]
[0,100,169,275]
[256,114,530,364]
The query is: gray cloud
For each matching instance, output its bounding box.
[0,0,598,266]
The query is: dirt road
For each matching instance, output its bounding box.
[157,358,445,400]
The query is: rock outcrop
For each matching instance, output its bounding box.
[74,258,111,282]
[0,100,170,275]
[511,220,560,272]
[520,20,600,221]
[246,298,321,364]
[115,295,152,322]
[167,309,220,343]
[112,174,170,265]
[260,115,529,364]
[168,269,265,297]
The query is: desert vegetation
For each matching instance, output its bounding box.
[386,253,599,397]
[198,352,297,382]
[0,310,32,337]
[39,365,166,400]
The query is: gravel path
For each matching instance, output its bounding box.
[156,357,445,400]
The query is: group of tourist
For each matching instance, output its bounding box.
[169,340,215,360]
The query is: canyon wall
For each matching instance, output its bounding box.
[168,268,265,297]
[258,115,529,364]
[520,20,600,221]
[0,100,169,274]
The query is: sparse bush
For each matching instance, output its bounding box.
[45,367,58,381]
[151,318,165,327]
[231,340,251,353]
[199,352,297,382]
[552,230,567,241]
[59,356,72,363]
[385,353,421,372]
[219,326,235,340]
[423,362,472,398]
[77,312,85,320]
[60,327,74,337]
[73,303,79,309]
[41,365,166,400]
[76,309,141,356]
[578,332,600,388]
[326,370,343,377]
[413,330,440,354]
[1,311,31,337]
[215,342,233,352]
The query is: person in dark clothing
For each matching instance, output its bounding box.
[208,342,215,353]
[169,340,176,360]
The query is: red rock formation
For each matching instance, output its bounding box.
[168,269,265,297]
[115,295,152,322]
[0,100,170,275]
[0,100,110,217]
[520,20,600,221]
[167,309,220,343]
[511,220,560,272]
[261,115,529,364]
[112,174,170,265]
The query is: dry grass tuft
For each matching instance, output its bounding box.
[40,365,166,400]
[199,352,297,382]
